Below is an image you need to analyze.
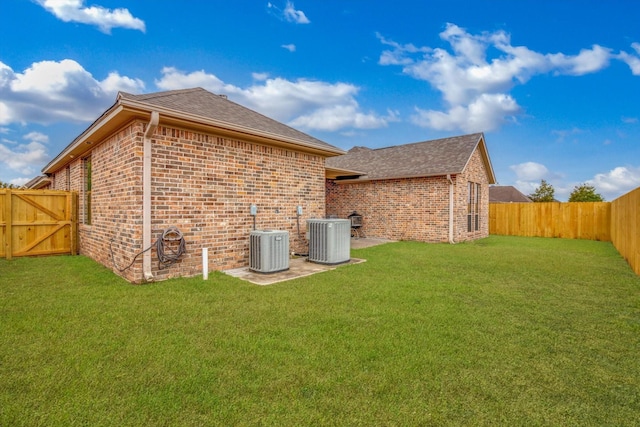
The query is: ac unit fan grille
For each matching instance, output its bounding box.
[307,219,350,265]
[249,230,289,273]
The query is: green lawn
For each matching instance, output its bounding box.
[1,236,639,426]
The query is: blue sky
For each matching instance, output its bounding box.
[1,0,639,200]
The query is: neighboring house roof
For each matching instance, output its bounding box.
[23,175,51,189]
[325,133,496,184]
[489,185,532,203]
[43,87,344,174]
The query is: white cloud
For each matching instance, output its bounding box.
[379,23,623,133]
[618,42,640,75]
[155,67,233,94]
[587,166,640,200]
[281,44,296,52]
[101,72,147,94]
[509,161,560,197]
[155,67,391,132]
[283,1,310,24]
[10,177,31,187]
[252,72,269,81]
[622,116,638,124]
[290,105,394,132]
[547,45,611,75]
[411,93,520,132]
[0,59,145,125]
[0,132,50,176]
[36,0,145,33]
[510,162,550,181]
[23,132,49,144]
[267,1,310,24]
[551,127,586,142]
[376,33,430,66]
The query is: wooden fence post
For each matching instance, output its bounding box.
[71,192,78,255]
[5,189,12,260]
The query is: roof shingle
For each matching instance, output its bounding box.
[326,133,490,180]
[119,88,341,154]
[489,186,532,203]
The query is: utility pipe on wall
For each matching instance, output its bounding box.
[447,174,455,244]
[143,111,160,281]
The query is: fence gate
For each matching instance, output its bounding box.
[1,190,77,259]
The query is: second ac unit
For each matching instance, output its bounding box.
[307,219,350,265]
[249,230,289,273]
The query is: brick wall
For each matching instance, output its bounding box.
[454,147,490,242]
[50,120,326,283]
[53,122,145,280]
[147,124,325,281]
[326,176,452,242]
[326,146,491,243]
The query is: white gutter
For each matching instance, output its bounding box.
[143,111,160,281]
[447,174,455,244]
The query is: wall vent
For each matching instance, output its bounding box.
[249,230,289,273]
[307,219,350,265]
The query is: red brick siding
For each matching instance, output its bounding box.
[147,125,325,281]
[326,146,491,243]
[455,148,490,242]
[50,120,326,282]
[326,176,452,242]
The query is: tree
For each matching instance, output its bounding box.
[529,179,555,202]
[0,181,17,189]
[568,183,605,202]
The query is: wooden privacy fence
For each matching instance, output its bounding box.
[489,202,611,241]
[610,187,640,275]
[490,189,640,275]
[1,190,77,259]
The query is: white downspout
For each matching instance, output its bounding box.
[447,174,455,244]
[143,111,159,281]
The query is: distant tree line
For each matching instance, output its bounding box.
[0,181,18,189]
[528,180,605,202]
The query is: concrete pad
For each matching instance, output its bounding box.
[223,237,394,285]
[224,257,366,285]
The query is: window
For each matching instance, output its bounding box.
[65,166,71,191]
[84,156,92,225]
[475,183,480,231]
[467,182,480,232]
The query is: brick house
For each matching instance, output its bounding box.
[325,133,496,243]
[42,88,345,283]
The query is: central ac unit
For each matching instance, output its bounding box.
[307,219,350,265]
[249,230,289,273]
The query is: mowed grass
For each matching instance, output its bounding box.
[1,236,639,426]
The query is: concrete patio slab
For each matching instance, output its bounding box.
[224,237,394,285]
[224,257,366,285]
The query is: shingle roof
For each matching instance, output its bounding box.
[489,185,532,203]
[326,133,494,181]
[118,88,341,154]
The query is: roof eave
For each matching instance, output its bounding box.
[24,175,52,189]
[325,166,367,179]
[331,171,463,184]
[462,133,497,184]
[44,95,344,174]
[120,98,345,157]
[43,102,126,174]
